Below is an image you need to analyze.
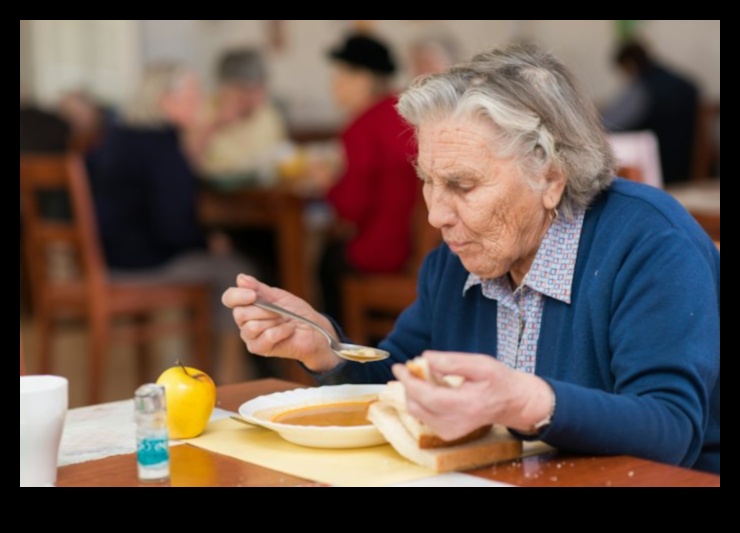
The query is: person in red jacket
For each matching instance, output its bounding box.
[316,33,419,324]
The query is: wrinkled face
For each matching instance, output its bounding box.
[330,63,377,116]
[417,116,562,282]
[220,83,265,117]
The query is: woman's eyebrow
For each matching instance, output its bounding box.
[415,164,478,183]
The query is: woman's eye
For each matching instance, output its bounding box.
[447,180,474,193]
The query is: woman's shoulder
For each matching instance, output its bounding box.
[584,179,719,273]
[593,179,709,242]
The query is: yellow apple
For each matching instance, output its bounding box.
[156,362,216,440]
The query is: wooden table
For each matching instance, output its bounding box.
[56,380,720,488]
[198,186,311,303]
[667,179,720,242]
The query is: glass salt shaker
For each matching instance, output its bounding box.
[134,384,170,483]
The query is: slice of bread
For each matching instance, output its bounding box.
[368,402,522,473]
[406,357,464,388]
[379,381,491,449]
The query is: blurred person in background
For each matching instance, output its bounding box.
[88,62,259,382]
[407,33,461,79]
[309,33,419,324]
[190,47,288,182]
[189,47,290,287]
[602,40,700,185]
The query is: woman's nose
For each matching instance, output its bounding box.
[425,186,456,229]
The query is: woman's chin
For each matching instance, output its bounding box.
[457,258,505,280]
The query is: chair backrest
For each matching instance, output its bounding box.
[693,212,720,243]
[692,101,720,181]
[616,165,644,184]
[19,153,107,311]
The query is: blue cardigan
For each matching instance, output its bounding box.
[318,179,720,474]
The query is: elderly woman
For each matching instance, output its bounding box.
[222,44,720,474]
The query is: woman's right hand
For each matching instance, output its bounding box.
[222,275,343,373]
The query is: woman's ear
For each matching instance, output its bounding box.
[542,166,567,211]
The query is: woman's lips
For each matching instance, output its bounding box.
[446,241,469,253]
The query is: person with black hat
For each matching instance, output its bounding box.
[313,33,419,325]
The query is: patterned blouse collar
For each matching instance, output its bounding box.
[463,207,586,304]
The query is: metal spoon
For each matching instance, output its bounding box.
[253,298,390,363]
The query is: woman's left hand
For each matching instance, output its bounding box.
[392,351,555,441]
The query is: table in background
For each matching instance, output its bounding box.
[56,379,720,488]
[198,186,312,303]
[199,186,324,385]
[667,179,720,242]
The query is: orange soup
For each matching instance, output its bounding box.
[273,401,372,427]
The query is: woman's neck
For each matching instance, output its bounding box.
[508,211,554,288]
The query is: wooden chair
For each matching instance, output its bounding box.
[711,103,720,175]
[617,165,644,184]
[21,226,32,315]
[693,212,720,243]
[691,101,720,181]
[342,192,441,346]
[20,153,212,405]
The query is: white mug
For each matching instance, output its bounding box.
[20,376,69,487]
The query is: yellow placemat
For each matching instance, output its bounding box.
[185,419,554,487]
[185,419,436,487]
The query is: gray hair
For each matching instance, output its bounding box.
[217,48,267,86]
[122,61,191,128]
[397,42,615,219]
